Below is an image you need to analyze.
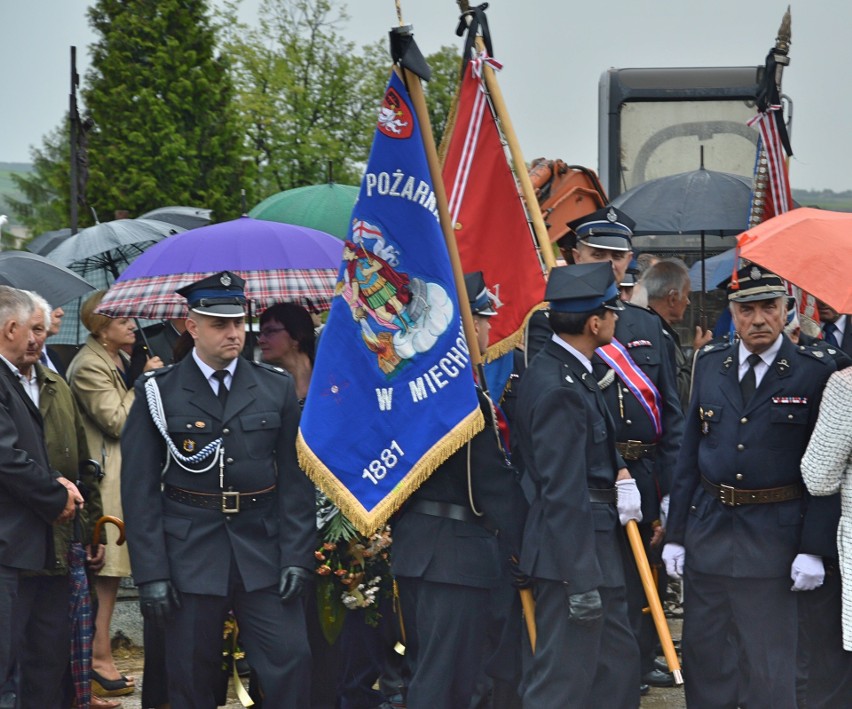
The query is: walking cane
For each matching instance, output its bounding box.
[625,520,683,685]
[92,515,126,547]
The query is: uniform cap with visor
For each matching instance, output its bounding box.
[546,262,624,313]
[176,271,247,317]
[567,206,635,252]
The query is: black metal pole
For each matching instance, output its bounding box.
[70,46,79,235]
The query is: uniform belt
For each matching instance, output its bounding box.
[164,484,276,514]
[616,441,657,461]
[700,476,804,507]
[407,499,481,525]
[589,487,617,504]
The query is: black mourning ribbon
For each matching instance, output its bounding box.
[212,370,229,407]
[740,353,762,404]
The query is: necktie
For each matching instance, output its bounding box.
[740,353,761,404]
[823,322,840,347]
[212,370,229,407]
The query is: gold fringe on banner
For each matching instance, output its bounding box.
[296,407,484,536]
[483,302,547,364]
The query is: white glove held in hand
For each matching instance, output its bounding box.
[662,543,685,579]
[615,478,642,525]
[790,553,825,592]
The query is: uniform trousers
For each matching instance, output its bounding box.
[796,561,852,709]
[397,577,490,709]
[522,580,639,709]
[682,567,797,709]
[13,575,71,709]
[164,580,310,709]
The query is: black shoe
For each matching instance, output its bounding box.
[654,657,672,673]
[643,668,675,688]
[639,684,650,696]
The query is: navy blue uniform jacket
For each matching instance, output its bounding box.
[667,337,836,577]
[515,339,624,592]
[120,356,316,595]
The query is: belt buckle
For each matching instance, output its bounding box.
[719,484,737,507]
[222,490,240,514]
[626,439,642,460]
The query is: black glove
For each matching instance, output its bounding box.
[138,580,180,628]
[509,555,532,589]
[279,566,312,602]
[567,588,602,624]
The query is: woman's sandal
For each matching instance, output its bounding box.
[91,668,135,697]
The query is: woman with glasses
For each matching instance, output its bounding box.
[257,303,316,405]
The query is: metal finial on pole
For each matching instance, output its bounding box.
[776,6,792,55]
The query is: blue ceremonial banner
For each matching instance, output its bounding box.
[297,70,484,535]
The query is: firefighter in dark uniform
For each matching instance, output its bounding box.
[120,272,316,709]
[515,262,641,709]
[564,206,684,690]
[663,266,836,709]
[391,272,525,709]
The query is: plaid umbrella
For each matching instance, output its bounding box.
[96,217,343,319]
[68,517,92,708]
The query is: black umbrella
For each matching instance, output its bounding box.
[46,218,184,344]
[138,206,213,231]
[609,162,754,325]
[48,218,184,281]
[0,251,95,307]
[26,228,72,256]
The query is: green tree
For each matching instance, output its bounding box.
[7,124,72,236]
[424,45,463,150]
[83,0,245,221]
[221,0,461,202]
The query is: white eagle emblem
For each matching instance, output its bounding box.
[378,106,408,135]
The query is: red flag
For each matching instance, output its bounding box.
[441,53,546,361]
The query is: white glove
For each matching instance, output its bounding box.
[615,478,642,525]
[662,543,685,578]
[790,553,825,592]
[660,494,670,529]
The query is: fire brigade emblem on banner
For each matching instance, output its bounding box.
[297,71,483,535]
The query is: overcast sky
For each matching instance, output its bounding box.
[2,1,848,191]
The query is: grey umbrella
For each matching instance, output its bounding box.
[46,218,184,344]
[48,218,184,280]
[138,206,213,231]
[609,164,754,325]
[26,228,72,256]
[0,251,95,307]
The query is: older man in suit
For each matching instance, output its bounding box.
[0,287,82,707]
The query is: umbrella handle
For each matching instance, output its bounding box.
[92,515,126,547]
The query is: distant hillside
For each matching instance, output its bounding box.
[792,189,852,212]
[0,162,33,225]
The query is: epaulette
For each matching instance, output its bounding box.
[249,360,289,376]
[796,344,837,365]
[697,339,733,358]
[143,363,177,377]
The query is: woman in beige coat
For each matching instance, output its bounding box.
[67,291,162,696]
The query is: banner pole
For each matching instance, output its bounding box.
[456,1,554,272]
[395,61,482,369]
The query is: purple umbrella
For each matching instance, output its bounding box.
[96,216,344,320]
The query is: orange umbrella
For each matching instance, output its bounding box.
[737,208,852,313]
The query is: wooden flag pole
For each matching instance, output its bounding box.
[394,60,482,369]
[456,1,554,272]
[626,520,683,685]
